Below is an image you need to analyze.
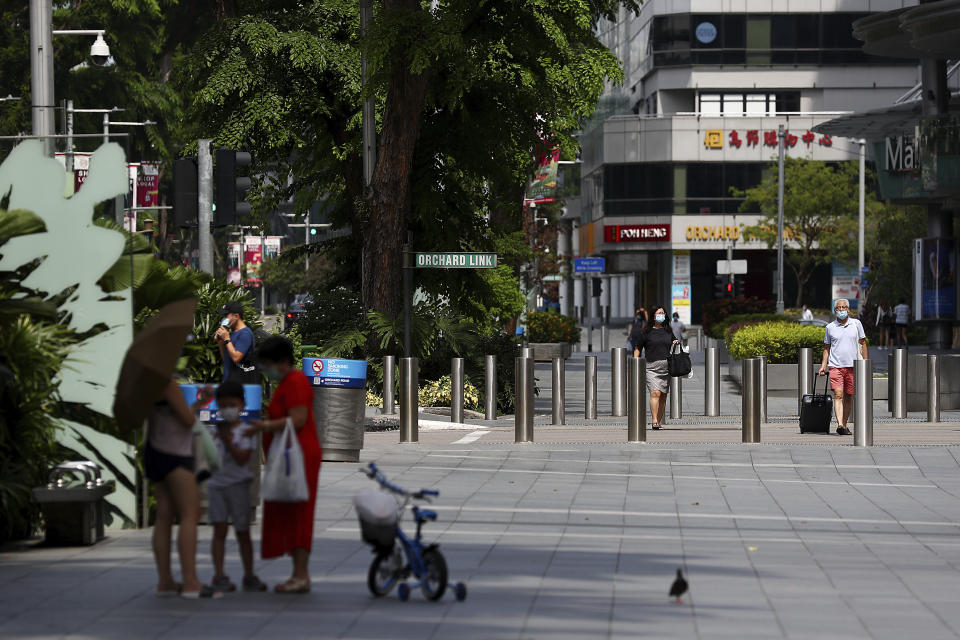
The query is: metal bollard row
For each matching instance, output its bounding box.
[611,347,627,417]
[585,356,598,419]
[798,347,814,414]
[854,358,873,446]
[669,376,682,419]
[741,358,761,443]
[758,355,768,424]
[382,355,396,415]
[485,355,497,420]
[450,357,464,423]
[627,357,646,442]
[552,357,565,425]
[890,347,908,418]
[928,354,940,424]
[705,347,720,416]
[399,357,418,443]
[514,356,534,442]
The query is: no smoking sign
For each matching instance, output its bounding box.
[312,360,324,374]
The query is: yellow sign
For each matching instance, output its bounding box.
[704,130,723,149]
[686,225,741,241]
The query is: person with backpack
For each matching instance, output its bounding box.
[628,306,648,354]
[215,301,257,383]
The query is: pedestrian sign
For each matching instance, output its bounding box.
[415,252,497,269]
[573,258,605,273]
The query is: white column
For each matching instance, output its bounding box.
[626,273,637,311]
[574,275,584,321]
[600,275,611,323]
[611,276,622,320]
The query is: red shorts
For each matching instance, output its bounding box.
[829,367,855,395]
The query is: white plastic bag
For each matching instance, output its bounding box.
[261,418,308,502]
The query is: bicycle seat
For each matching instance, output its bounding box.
[414,508,437,522]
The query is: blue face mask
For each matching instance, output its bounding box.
[655,313,666,324]
[836,310,848,321]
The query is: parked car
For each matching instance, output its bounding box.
[798,318,829,327]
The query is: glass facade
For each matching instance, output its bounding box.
[603,162,767,216]
[651,13,914,67]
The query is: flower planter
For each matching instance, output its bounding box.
[527,342,572,361]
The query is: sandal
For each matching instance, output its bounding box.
[274,578,311,594]
[243,575,268,592]
[652,424,661,430]
[156,583,182,598]
[181,585,223,599]
[211,575,236,592]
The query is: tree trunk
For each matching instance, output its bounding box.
[362,3,431,316]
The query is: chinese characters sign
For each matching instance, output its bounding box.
[705,129,832,150]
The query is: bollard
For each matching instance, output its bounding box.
[757,355,768,423]
[522,346,536,360]
[514,356,534,442]
[696,327,704,350]
[928,354,941,423]
[382,355,396,415]
[585,355,598,419]
[627,357,646,442]
[854,358,874,446]
[551,357,565,425]
[450,357,464,423]
[798,348,814,414]
[587,325,594,352]
[742,358,761,443]
[399,357,418,443]
[601,326,609,352]
[611,347,627,417]
[670,375,682,419]
[705,347,720,416]
[890,347,908,418]
[484,355,497,420]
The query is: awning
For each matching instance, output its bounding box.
[853,0,960,59]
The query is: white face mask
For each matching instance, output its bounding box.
[655,313,666,324]
[219,407,241,423]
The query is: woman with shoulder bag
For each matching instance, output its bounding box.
[244,336,322,594]
[633,304,681,430]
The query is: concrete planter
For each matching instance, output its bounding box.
[528,342,572,361]
[888,353,960,411]
[730,359,889,400]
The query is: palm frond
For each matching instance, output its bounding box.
[319,327,368,358]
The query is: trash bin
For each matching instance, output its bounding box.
[303,358,368,462]
[32,461,115,545]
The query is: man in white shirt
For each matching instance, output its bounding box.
[893,299,910,347]
[801,305,814,321]
[818,298,868,435]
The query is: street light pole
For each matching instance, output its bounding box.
[776,124,785,315]
[858,139,866,300]
[29,0,55,156]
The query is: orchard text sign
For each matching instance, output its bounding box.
[604,224,670,243]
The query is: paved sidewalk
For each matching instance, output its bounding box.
[6,443,960,639]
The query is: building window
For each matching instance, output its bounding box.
[697,92,794,116]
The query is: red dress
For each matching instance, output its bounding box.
[261,370,322,558]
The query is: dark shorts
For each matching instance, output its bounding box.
[144,442,194,483]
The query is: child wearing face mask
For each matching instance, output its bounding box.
[207,381,267,592]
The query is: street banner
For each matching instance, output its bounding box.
[914,237,957,320]
[672,251,691,325]
[227,242,242,286]
[831,261,860,310]
[244,237,263,286]
[136,163,159,208]
[526,147,560,203]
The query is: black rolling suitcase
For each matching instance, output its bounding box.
[800,373,832,434]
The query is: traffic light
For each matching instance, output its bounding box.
[215,149,252,226]
[173,157,197,228]
[734,275,745,297]
[713,275,727,299]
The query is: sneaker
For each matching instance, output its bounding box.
[243,575,268,592]
[837,426,852,435]
[211,575,236,592]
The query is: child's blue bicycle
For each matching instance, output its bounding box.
[354,462,467,602]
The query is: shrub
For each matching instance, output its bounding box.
[527,310,580,344]
[702,297,776,338]
[418,375,481,411]
[727,322,826,363]
[722,313,789,342]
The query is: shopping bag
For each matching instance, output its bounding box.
[193,421,222,482]
[261,418,309,502]
[800,373,833,434]
[667,343,692,377]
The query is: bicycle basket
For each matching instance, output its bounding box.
[353,491,398,549]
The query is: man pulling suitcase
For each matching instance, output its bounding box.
[817,298,868,436]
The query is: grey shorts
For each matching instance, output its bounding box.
[645,359,670,394]
[207,482,251,531]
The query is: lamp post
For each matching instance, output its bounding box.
[776,124,785,315]
[29,0,110,156]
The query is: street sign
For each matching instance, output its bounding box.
[573,257,605,273]
[414,252,497,268]
[716,259,748,275]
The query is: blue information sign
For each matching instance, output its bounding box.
[302,358,368,389]
[573,257,605,273]
[179,384,263,423]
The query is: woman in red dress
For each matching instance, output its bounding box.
[247,336,322,593]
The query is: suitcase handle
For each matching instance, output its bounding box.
[817,368,831,396]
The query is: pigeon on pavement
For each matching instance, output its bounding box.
[669,568,688,603]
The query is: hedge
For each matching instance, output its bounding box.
[702,296,776,338]
[527,310,580,344]
[720,313,788,342]
[727,322,826,363]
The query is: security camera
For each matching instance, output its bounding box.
[90,34,110,66]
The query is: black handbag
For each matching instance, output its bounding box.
[800,373,833,434]
[667,343,692,377]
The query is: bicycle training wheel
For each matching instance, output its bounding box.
[367,550,401,597]
[421,548,448,601]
